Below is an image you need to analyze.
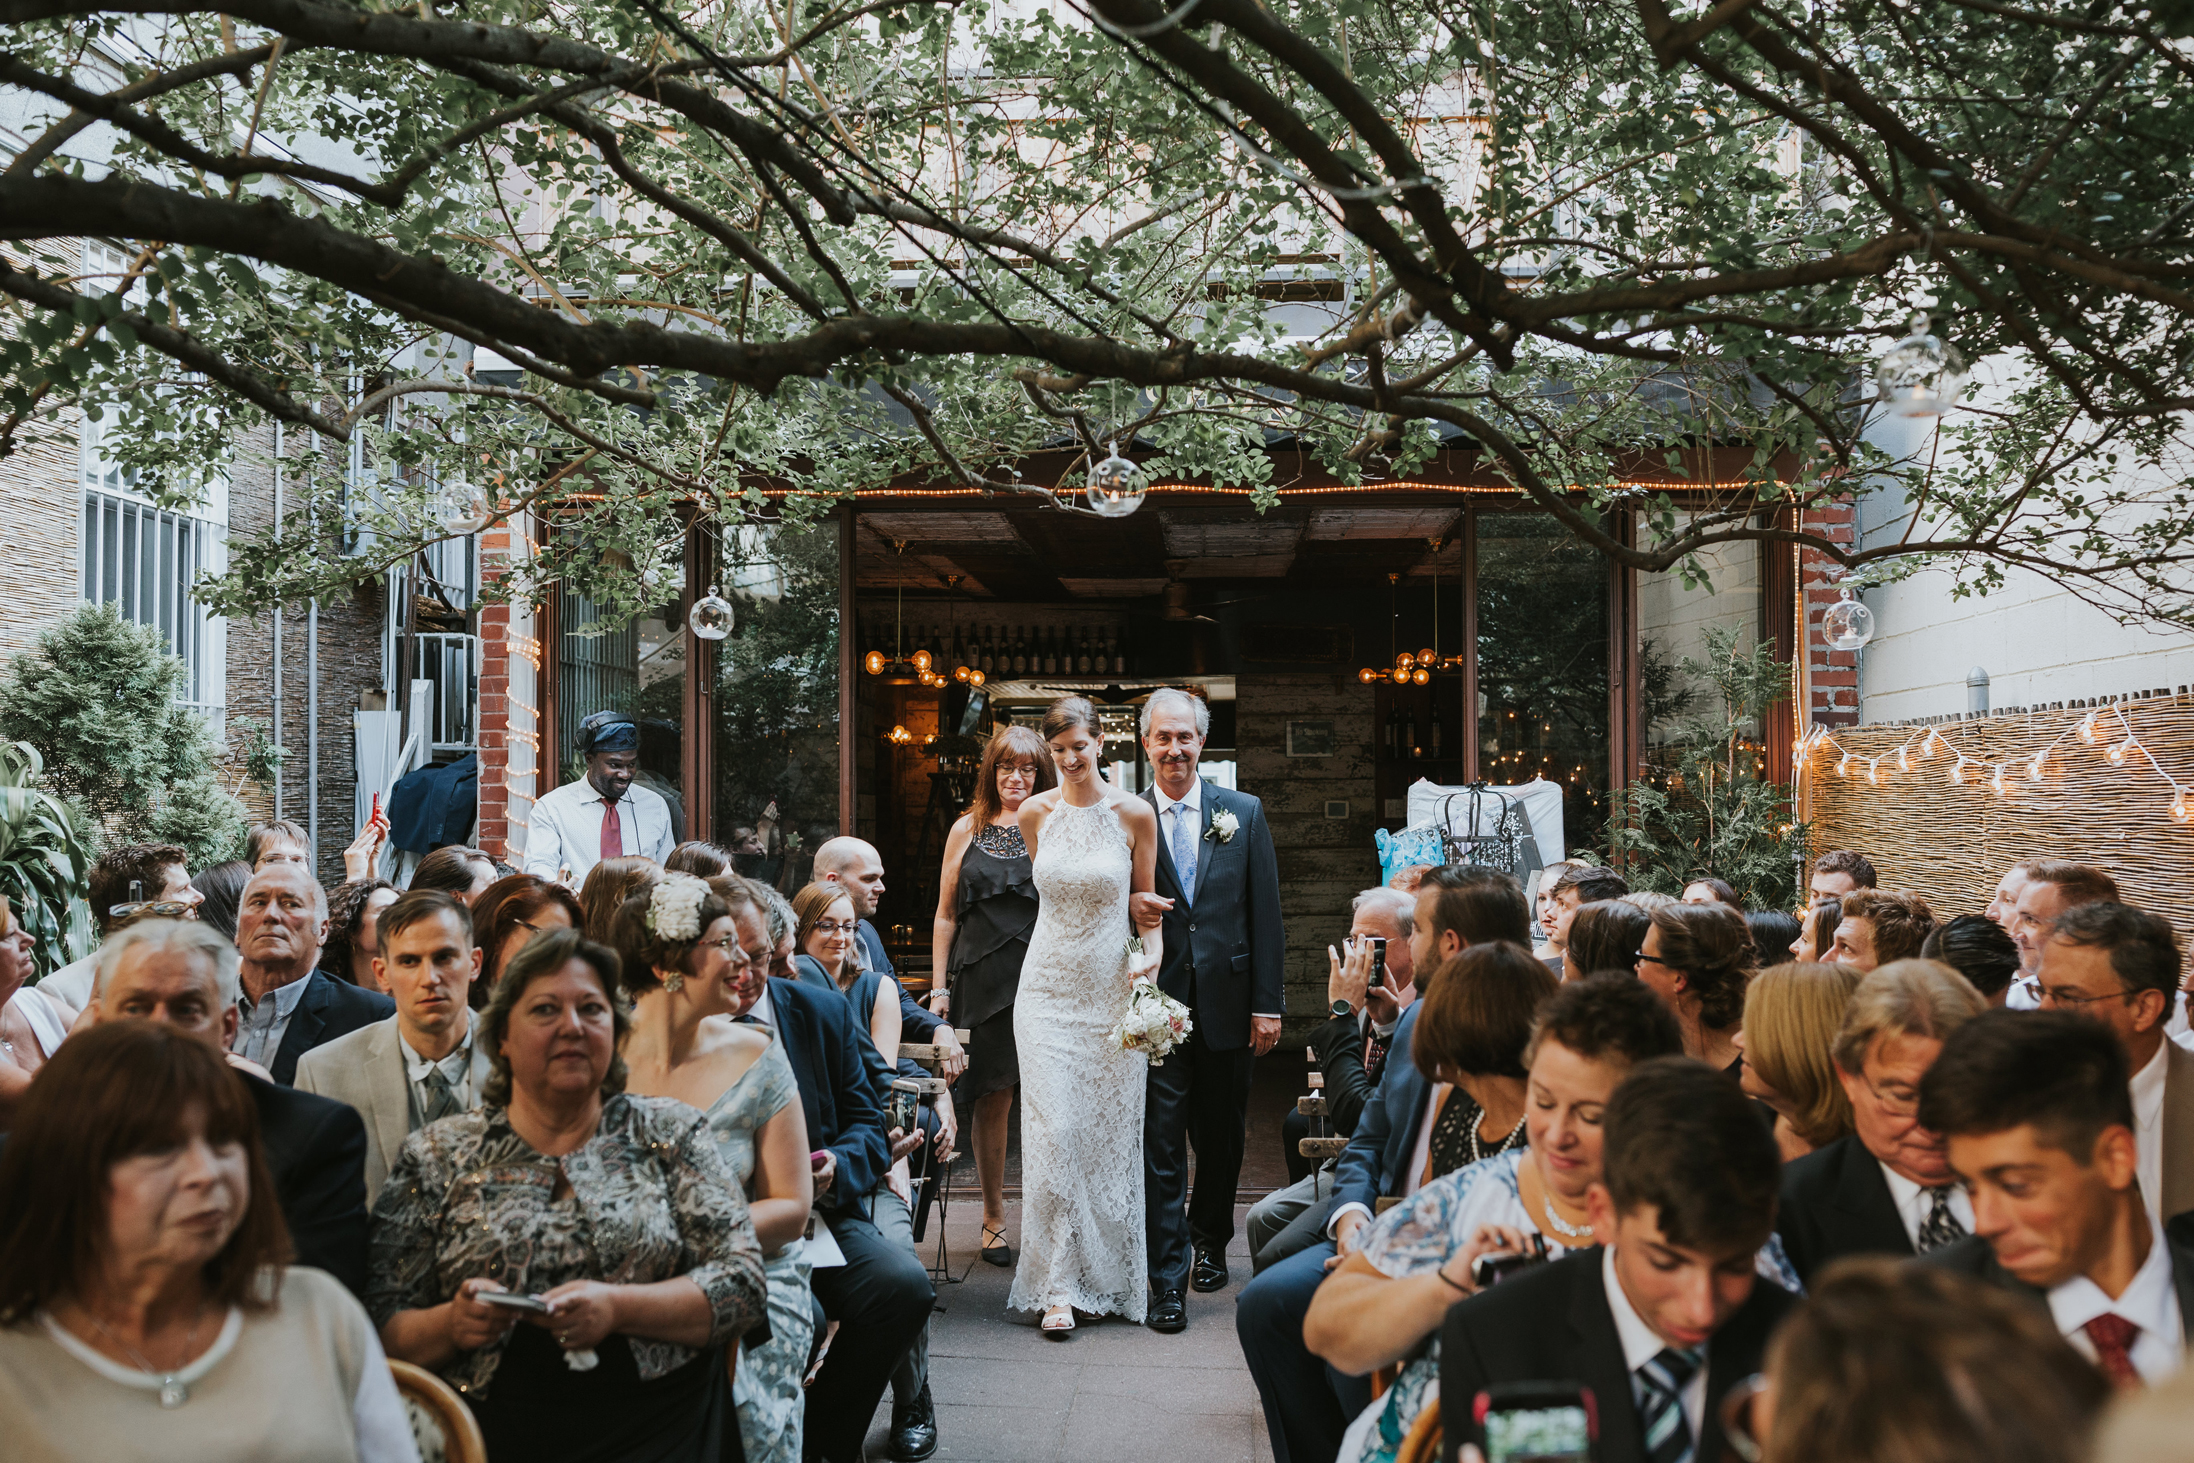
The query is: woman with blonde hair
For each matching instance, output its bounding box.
[931,723,1055,1265]
[578,856,659,945]
[1736,961,1863,1161]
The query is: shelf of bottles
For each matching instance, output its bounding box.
[859,617,1134,685]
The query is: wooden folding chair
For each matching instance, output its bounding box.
[1394,1397,1441,1463]
[389,1358,486,1463]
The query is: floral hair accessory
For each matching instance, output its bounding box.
[646,873,709,942]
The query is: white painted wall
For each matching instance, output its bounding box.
[1638,538,1762,742]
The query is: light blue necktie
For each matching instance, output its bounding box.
[1171,802,1197,905]
[1634,1346,1702,1463]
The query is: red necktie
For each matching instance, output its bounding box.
[599,799,622,861]
[2084,1313,2142,1390]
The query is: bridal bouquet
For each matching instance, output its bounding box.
[1112,959,1193,1066]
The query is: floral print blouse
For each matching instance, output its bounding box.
[367,1093,767,1397]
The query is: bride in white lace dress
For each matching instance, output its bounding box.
[1009,696,1164,1336]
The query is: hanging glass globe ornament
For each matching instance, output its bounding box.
[1821,584,1876,651]
[1876,312,1965,418]
[429,479,493,534]
[1085,444,1149,518]
[687,585,735,641]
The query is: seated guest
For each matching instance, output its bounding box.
[1829,887,1936,972]
[295,891,492,1206]
[1922,912,2022,1007]
[191,858,252,942]
[2007,860,2120,1005]
[1439,1057,1795,1463]
[1682,876,1739,906]
[1758,1258,2110,1463]
[1306,976,1683,1463]
[1776,960,1986,1286]
[370,928,767,1461]
[615,875,816,1463]
[1253,887,1417,1261]
[1563,899,1650,981]
[1743,908,1803,968]
[40,840,200,1008]
[246,817,313,870]
[0,895,68,1125]
[1543,865,1629,977]
[232,864,394,1086]
[664,841,732,877]
[813,837,964,1083]
[86,918,371,1292]
[405,844,497,905]
[471,873,584,1006]
[1810,847,1878,904]
[579,854,660,944]
[734,873,932,1463]
[0,1021,414,1461]
[1238,870,1536,1463]
[1791,895,1841,963]
[321,877,397,991]
[1736,961,1863,1161]
[1919,1009,2192,1384]
[2036,902,2194,1227]
[1637,901,1753,1074]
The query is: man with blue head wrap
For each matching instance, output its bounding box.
[519,709,676,882]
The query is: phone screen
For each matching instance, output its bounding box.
[1484,1404,1592,1463]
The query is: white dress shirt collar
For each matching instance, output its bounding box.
[1602,1246,1708,1448]
[1152,779,1203,820]
[1877,1158,1975,1248]
[401,1015,474,1083]
[2049,1213,2186,1384]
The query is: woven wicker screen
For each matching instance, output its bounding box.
[1805,693,2194,970]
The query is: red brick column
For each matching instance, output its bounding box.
[474,521,541,862]
[1800,495,1860,727]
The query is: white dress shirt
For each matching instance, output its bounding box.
[233,975,312,1068]
[402,1021,476,1123]
[1152,779,1202,893]
[1604,1245,1707,1450]
[1878,1160,1975,1249]
[521,776,674,881]
[2133,1040,2169,1228]
[2050,1215,2186,1384]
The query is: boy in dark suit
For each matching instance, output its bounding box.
[1441,1058,1794,1463]
[1919,1010,2194,1384]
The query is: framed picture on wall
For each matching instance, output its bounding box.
[1286,720,1337,757]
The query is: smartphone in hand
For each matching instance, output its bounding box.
[476,1291,552,1315]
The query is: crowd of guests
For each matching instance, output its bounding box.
[0,714,975,1463]
[1244,847,2194,1463]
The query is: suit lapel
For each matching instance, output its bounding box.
[1565,1258,1645,1463]
[2169,1241,2194,1343]
[1144,786,1187,901]
[2161,1045,2194,1222]
[275,972,329,1082]
[465,1031,496,1106]
[1191,781,1218,904]
[367,1021,413,1172]
[1837,1137,1917,1255]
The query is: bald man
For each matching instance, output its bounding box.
[233,863,393,1085]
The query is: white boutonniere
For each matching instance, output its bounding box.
[1206,809,1240,844]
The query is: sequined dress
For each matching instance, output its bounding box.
[948,821,1037,1100]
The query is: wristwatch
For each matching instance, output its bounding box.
[1330,998,1355,1018]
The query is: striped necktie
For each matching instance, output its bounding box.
[1633,1345,1702,1463]
[1916,1185,1966,1252]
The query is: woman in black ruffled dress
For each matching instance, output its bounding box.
[930,724,1055,1265]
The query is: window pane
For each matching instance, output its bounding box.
[1475,512,1612,850]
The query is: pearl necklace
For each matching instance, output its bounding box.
[1468,1111,1529,1165]
[1541,1193,1593,1240]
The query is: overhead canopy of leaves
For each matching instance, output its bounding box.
[2,0,2192,626]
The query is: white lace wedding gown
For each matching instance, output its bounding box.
[1008,797,1149,1321]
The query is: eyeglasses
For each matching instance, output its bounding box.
[810,920,858,937]
[1631,949,1687,972]
[1858,1069,1923,1119]
[2032,982,2138,1009]
[698,934,749,958]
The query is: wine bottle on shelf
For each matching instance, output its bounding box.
[1429,699,1444,759]
[1385,705,1400,760]
[1109,630,1125,675]
[1076,630,1093,676]
[1012,628,1028,677]
[1403,705,1418,759]
[1042,627,1059,675]
[979,629,994,677]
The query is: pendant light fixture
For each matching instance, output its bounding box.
[1358,542,1465,683]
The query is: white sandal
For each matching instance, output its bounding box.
[1040,1304,1076,1339]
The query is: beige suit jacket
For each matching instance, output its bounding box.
[294,1014,494,1208]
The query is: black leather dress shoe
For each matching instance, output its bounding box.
[889,1383,939,1461]
[1147,1288,1188,1333]
[1191,1246,1230,1293]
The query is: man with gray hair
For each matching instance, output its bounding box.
[84,918,371,1292]
[1130,684,1287,1325]
[232,863,392,1085]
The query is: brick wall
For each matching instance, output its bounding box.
[0,252,83,662]
[475,520,539,863]
[1234,673,1380,1037]
[1800,494,1861,727]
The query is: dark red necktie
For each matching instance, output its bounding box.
[2084,1313,2142,1390]
[599,800,622,861]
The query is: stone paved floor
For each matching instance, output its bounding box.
[857,1193,1278,1463]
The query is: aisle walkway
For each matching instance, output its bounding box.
[856,1193,1278,1462]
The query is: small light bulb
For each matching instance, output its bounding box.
[1359,668,1378,684]
[1836,755,1851,777]
[2028,753,2046,781]
[1898,747,1911,772]
[2108,738,2132,765]
[1949,756,1970,785]
[2079,715,2099,744]
[1412,668,1430,685]
[968,669,985,687]
[1990,764,2009,797]
[1866,760,1880,784]
[912,648,932,672]
[864,650,886,675]
[2174,791,2192,824]
[1395,652,1414,672]
[1418,649,1437,670]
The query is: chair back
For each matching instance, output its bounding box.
[390,1358,487,1463]
[1395,1396,1442,1463]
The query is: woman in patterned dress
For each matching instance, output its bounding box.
[930,725,1056,1265]
[368,927,766,1463]
[613,875,816,1463]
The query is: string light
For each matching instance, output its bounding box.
[2108,737,2137,765]
[1989,763,2010,797]
[2028,751,2047,781]
[1948,755,1971,785]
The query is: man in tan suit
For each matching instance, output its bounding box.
[296,889,491,1206]
[2035,900,2194,1227]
